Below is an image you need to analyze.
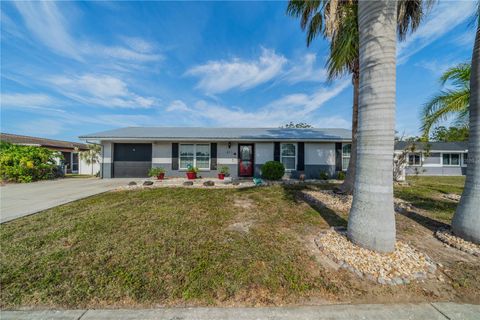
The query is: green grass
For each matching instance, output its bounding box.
[0,186,334,308]
[394,176,465,221]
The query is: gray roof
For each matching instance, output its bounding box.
[80,127,352,142]
[394,141,468,151]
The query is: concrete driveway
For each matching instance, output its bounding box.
[0,178,133,223]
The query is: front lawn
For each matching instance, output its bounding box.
[1,179,478,308]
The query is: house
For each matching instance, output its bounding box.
[79,127,352,179]
[0,132,100,175]
[394,141,468,177]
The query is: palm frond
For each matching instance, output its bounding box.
[439,63,471,87]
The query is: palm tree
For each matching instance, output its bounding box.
[287,0,430,194]
[421,63,471,138]
[346,0,398,253]
[452,16,480,244]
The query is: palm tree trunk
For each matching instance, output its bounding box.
[347,0,397,253]
[452,24,480,244]
[337,70,359,194]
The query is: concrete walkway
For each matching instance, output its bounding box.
[2,303,479,320]
[0,178,133,223]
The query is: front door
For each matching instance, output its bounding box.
[238,144,254,177]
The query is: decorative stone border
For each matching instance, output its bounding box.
[435,228,480,257]
[315,227,437,285]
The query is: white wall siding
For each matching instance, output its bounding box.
[255,142,274,164]
[152,142,172,164]
[79,158,100,175]
[217,142,238,165]
[102,142,113,164]
[305,143,335,165]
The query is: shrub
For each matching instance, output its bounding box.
[219,166,230,175]
[337,171,346,180]
[187,164,199,173]
[0,142,62,183]
[261,161,285,180]
[319,171,330,180]
[148,167,166,177]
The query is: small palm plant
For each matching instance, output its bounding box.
[421,63,471,137]
[78,144,101,176]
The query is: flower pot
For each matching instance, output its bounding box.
[218,173,225,180]
[157,173,165,180]
[186,172,197,180]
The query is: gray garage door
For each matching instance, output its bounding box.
[113,143,152,178]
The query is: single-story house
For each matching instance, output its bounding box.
[394,141,468,177]
[79,127,469,179]
[79,127,353,179]
[0,132,100,175]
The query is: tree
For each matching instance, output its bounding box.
[78,144,101,176]
[287,0,430,194]
[347,0,397,253]
[421,63,471,137]
[451,14,480,244]
[430,126,469,142]
[282,122,313,128]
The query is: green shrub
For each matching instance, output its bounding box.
[261,161,285,180]
[0,142,62,183]
[219,166,230,174]
[337,171,346,180]
[148,167,166,177]
[319,171,330,180]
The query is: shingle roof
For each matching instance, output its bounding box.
[394,141,468,151]
[1,133,89,150]
[80,127,352,141]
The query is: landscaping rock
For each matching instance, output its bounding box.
[128,181,137,186]
[183,181,194,186]
[143,181,154,186]
[435,228,480,256]
[203,180,215,187]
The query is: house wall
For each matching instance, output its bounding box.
[403,152,467,176]
[101,142,113,178]
[78,157,100,175]
[304,143,336,178]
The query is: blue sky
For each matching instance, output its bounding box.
[0,1,477,142]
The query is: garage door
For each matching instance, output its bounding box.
[113,143,152,178]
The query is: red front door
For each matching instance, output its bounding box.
[238,144,254,177]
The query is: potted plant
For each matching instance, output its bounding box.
[218,166,229,180]
[186,165,198,180]
[149,167,166,180]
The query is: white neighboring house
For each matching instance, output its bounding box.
[0,132,100,175]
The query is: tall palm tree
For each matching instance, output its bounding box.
[347,0,398,253]
[287,0,430,194]
[421,63,471,137]
[452,16,480,244]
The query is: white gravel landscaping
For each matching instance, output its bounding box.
[435,228,480,256]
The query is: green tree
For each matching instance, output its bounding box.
[452,11,480,244]
[430,126,469,142]
[287,0,430,194]
[78,144,101,176]
[282,122,313,128]
[421,63,471,137]
[346,0,398,253]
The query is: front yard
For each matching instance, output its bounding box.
[1,177,479,308]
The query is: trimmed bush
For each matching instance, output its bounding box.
[261,161,285,180]
[319,171,330,180]
[337,171,346,180]
[0,142,62,183]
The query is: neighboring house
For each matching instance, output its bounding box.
[0,133,100,175]
[79,127,352,179]
[394,141,468,177]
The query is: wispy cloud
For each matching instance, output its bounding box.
[282,53,327,84]
[1,93,65,112]
[47,74,157,109]
[397,1,476,64]
[11,1,162,64]
[186,48,287,94]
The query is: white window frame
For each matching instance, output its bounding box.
[407,152,422,167]
[280,143,297,172]
[442,153,461,167]
[179,143,211,171]
[462,153,468,167]
[342,143,351,171]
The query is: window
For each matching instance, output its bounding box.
[408,153,421,166]
[443,153,460,166]
[179,144,210,170]
[342,144,351,171]
[281,143,296,171]
[463,153,468,165]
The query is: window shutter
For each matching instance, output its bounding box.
[172,143,179,170]
[210,143,217,170]
[297,142,305,171]
[274,142,280,161]
[335,142,342,172]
